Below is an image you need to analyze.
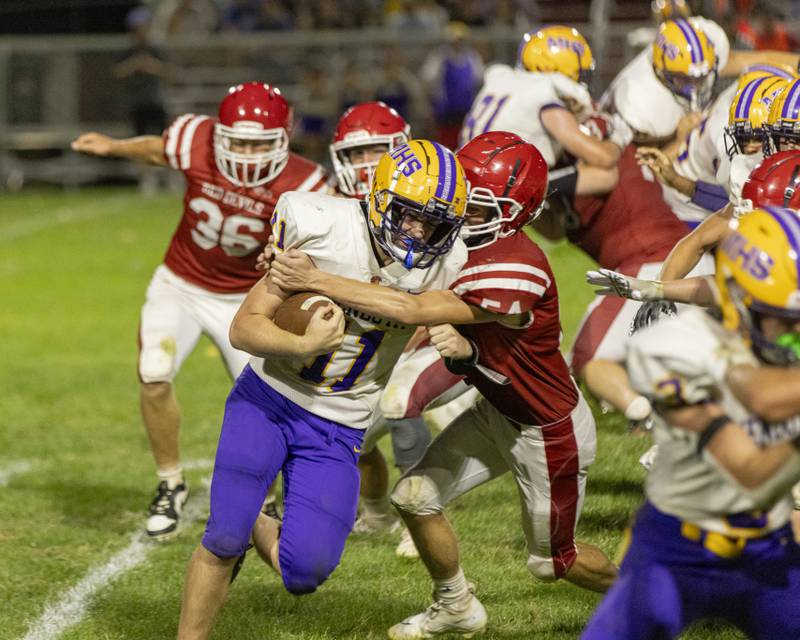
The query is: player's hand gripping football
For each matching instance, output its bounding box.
[301,304,345,357]
[586,268,664,301]
[71,132,116,157]
[271,248,320,291]
[428,324,473,360]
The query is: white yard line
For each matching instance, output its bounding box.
[1,197,129,243]
[0,460,33,487]
[21,477,210,640]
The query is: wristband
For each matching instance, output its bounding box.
[444,338,479,375]
[697,414,732,454]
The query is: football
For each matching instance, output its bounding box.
[272,292,337,336]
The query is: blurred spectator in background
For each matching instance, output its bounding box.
[293,66,338,159]
[421,21,483,149]
[386,0,448,32]
[256,0,294,30]
[117,6,170,136]
[338,61,373,113]
[735,3,799,51]
[221,0,261,32]
[151,0,219,42]
[116,6,172,193]
[374,50,421,123]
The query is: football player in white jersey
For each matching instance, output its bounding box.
[582,207,800,639]
[176,140,468,639]
[604,16,799,145]
[637,68,794,228]
[460,26,632,172]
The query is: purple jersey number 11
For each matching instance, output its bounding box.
[460,94,510,147]
[299,329,386,392]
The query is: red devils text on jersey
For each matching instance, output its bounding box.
[161,114,330,293]
[450,232,578,425]
[569,145,689,270]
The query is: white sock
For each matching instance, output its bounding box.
[624,396,652,422]
[157,466,184,490]
[361,496,393,519]
[434,568,470,607]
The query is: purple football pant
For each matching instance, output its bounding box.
[202,365,363,595]
[581,502,800,640]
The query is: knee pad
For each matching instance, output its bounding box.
[201,525,250,560]
[388,417,431,471]
[390,474,441,516]
[139,335,178,383]
[380,383,413,420]
[526,553,559,582]
[281,549,338,596]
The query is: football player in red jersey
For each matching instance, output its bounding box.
[71,82,331,539]
[271,131,617,639]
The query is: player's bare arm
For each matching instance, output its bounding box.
[659,204,734,280]
[586,269,716,306]
[71,132,167,166]
[663,401,800,490]
[721,51,800,77]
[540,107,621,169]
[271,249,501,326]
[230,274,344,358]
[727,364,800,423]
[636,146,696,197]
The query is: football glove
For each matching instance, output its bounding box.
[630,299,678,335]
[585,268,664,301]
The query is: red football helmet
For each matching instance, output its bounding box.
[741,150,800,210]
[456,131,549,249]
[330,101,410,197]
[214,82,293,187]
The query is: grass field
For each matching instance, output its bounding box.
[1,187,742,639]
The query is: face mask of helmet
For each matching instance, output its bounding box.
[214,125,289,187]
[728,280,800,366]
[461,187,543,250]
[662,69,716,112]
[332,142,392,196]
[372,192,464,269]
[723,123,764,160]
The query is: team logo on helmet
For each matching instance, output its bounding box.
[766,78,800,155]
[368,139,467,269]
[517,25,594,87]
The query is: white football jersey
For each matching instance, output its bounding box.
[459,64,574,167]
[661,83,737,224]
[602,17,730,139]
[251,192,468,430]
[628,307,800,534]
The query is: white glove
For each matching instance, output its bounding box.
[609,113,634,150]
[586,268,664,301]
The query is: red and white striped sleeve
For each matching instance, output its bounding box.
[450,260,552,315]
[162,114,211,171]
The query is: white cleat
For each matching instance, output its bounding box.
[146,481,189,540]
[639,444,659,471]
[353,513,401,535]
[395,527,420,559]
[387,595,487,639]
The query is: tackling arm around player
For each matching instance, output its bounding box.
[274,132,617,640]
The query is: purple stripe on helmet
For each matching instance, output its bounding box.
[737,77,767,120]
[431,141,455,201]
[675,19,702,64]
[764,206,800,282]
[747,64,795,79]
[781,79,800,119]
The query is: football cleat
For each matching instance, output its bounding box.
[395,527,420,559]
[146,481,189,540]
[387,594,487,639]
[352,512,402,535]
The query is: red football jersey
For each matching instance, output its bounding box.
[569,145,688,269]
[450,232,579,426]
[161,114,330,293]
